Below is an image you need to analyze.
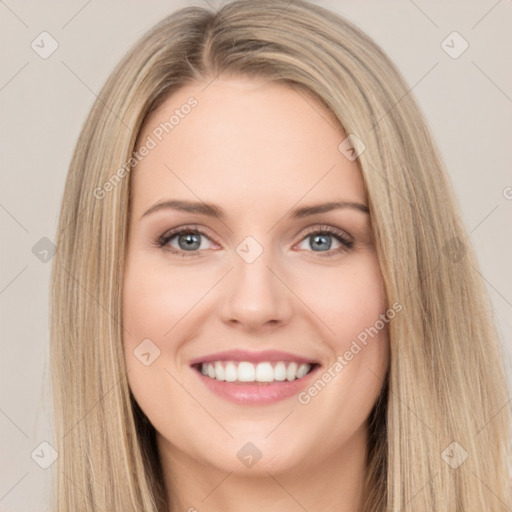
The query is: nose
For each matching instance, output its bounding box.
[218,248,294,333]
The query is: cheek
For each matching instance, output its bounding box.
[122,256,205,346]
[122,257,193,428]
[122,255,183,399]
[292,255,389,451]
[295,252,389,405]
[303,252,388,347]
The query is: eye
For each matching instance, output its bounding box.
[156,226,216,257]
[295,225,354,257]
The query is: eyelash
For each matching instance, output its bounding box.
[155,224,354,259]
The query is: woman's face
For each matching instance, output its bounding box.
[123,76,389,476]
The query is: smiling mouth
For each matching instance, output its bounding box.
[192,360,319,384]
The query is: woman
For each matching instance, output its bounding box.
[50,0,511,510]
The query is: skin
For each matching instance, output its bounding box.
[123,76,390,512]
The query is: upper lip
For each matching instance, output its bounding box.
[189,349,321,366]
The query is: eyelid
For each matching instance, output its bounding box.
[158,223,216,242]
[299,224,353,242]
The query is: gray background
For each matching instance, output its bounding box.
[1,1,511,509]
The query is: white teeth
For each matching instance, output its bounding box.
[238,362,255,382]
[296,363,310,379]
[286,362,297,381]
[225,362,237,382]
[274,361,287,381]
[255,362,274,382]
[199,361,313,383]
[214,361,226,381]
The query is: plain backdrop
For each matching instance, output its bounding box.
[1,1,511,510]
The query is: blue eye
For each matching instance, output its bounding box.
[310,233,333,251]
[157,224,353,258]
[157,227,214,257]
[171,231,202,251]
[297,225,354,257]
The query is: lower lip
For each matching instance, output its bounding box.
[192,365,320,405]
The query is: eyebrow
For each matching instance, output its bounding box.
[141,199,369,220]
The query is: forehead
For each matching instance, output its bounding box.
[131,77,366,216]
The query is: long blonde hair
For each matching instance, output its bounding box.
[50,0,511,510]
